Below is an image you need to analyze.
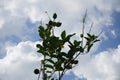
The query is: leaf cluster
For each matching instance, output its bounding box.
[34,13,100,80]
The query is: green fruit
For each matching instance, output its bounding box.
[34,69,39,74]
[49,20,53,25]
[80,34,83,38]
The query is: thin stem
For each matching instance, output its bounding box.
[52,27,55,36]
[59,70,66,80]
[40,18,43,26]
[58,71,60,80]
[42,55,46,80]
[37,65,42,80]
[45,11,51,20]
[81,10,87,47]
[97,31,103,38]
[48,70,55,80]
[81,23,85,47]
[89,23,93,33]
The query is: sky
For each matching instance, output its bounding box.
[0,0,120,80]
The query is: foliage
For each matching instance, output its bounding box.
[34,12,100,80]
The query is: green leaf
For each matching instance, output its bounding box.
[53,22,57,26]
[71,60,78,64]
[54,61,63,71]
[39,26,45,39]
[44,73,48,80]
[74,40,81,46]
[61,30,66,39]
[56,22,62,27]
[37,50,48,55]
[46,59,55,64]
[87,44,93,52]
[87,33,91,38]
[45,64,54,69]
[49,20,53,25]
[61,52,68,58]
[84,37,90,41]
[39,26,44,31]
[51,78,54,80]
[65,33,76,41]
[65,65,72,69]
[46,70,52,73]
[94,39,100,43]
[53,13,57,19]
[67,50,74,58]
[55,66,63,71]
[37,49,42,53]
[80,34,83,38]
[79,46,84,52]
[36,44,42,48]
[45,29,51,38]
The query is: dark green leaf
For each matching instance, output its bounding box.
[39,26,44,31]
[45,29,51,38]
[61,52,68,58]
[51,78,54,80]
[37,49,49,56]
[87,33,91,38]
[44,73,48,80]
[74,40,81,46]
[46,70,52,73]
[71,60,78,64]
[39,33,44,39]
[39,26,45,39]
[46,59,55,64]
[53,22,57,26]
[56,22,62,27]
[36,44,42,48]
[67,50,74,58]
[55,66,63,71]
[53,13,57,19]
[94,39,100,43]
[79,46,84,52]
[65,33,76,41]
[54,61,63,71]
[45,64,54,69]
[61,30,66,39]
[80,34,83,38]
[87,44,93,52]
[37,49,42,53]
[49,20,53,25]
[65,65,72,69]
[84,37,90,41]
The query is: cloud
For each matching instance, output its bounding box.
[72,44,120,80]
[0,41,41,80]
[0,0,120,40]
[1,41,120,80]
[111,30,116,37]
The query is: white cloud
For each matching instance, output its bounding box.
[0,41,41,80]
[73,45,120,80]
[0,19,4,29]
[0,0,120,40]
[111,30,116,37]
